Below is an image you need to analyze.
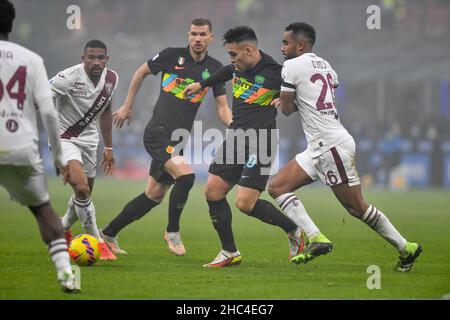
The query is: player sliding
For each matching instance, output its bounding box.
[0,0,77,292]
[183,26,305,267]
[100,18,231,256]
[268,22,422,272]
[50,40,118,260]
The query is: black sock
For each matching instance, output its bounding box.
[167,174,195,232]
[207,198,237,252]
[249,199,297,233]
[103,193,159,237]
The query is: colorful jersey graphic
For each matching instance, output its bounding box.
[162,72,209,103]
[232,76,279,106]
[146,46,225,132]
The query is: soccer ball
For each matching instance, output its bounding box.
[69,234,100,266]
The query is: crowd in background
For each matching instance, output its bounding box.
[10,0,450,187]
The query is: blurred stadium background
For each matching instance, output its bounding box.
[10,0,450,189]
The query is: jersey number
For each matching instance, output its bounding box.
[0,66,27,110]
[310,73,335,111]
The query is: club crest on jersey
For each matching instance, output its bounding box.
[105,82,113,94]
[178,57,185,65]
[255,75,265,85]
[6,119,19,133]
[202,69,210,80]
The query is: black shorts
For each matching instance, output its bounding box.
[143,122,185,186]
[208,128,278,192]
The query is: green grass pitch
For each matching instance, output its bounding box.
[1,177,449,299]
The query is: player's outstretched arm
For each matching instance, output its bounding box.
[100,103,115,175]
[182,64,234,98]
[214,95,233,127]
[113,63,151,128]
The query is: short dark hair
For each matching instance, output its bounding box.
[222,26,257,45]
[285,22,316,46]
[0,0,15,35]
[84,39,107,53]
[190,18,212,32]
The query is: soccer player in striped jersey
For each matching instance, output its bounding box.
[0,0,77,292]
[50,40,118,260]
[268,22,421,272]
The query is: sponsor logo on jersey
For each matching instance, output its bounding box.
[175,65,185,70]
[74,81,86,88]
[61,69,117,139]
[69,88,87,97]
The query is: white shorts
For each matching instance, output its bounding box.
[61,140,97,178]
[0,145,50,206]
[295,138,360,187]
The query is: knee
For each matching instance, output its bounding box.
[74,184,91,200]
[176,173,195,190]
[145,186,166,203]
[343,200,369,218]
[235,196,256,215]
[267,179,282,199]
[204,184,226,201]
[268,175,295,199]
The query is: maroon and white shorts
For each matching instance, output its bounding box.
[295,138,360,187]
[0,145,50,206]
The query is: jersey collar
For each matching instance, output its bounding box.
[185,45,209,65]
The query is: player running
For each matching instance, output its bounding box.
[50,39,118,260]
[268,22,422,272]
[0,0,78,292]
[100,18,232,256]
[183,26,304,267]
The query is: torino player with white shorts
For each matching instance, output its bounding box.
[0,0,77,292]
[50,39,118,260]
[268,22,421,272]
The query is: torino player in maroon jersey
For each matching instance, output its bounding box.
[50,40,118,261]
[269,22,421,272]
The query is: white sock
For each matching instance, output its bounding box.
[275,193,320,239]
[361,205,407,252]
[74,197,101,241]
[61,195,77,231]
[48,238,72,276]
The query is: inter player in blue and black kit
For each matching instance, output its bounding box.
[184,26,304,267]
[101,18,231,256]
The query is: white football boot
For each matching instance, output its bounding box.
[203,250,242,268]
